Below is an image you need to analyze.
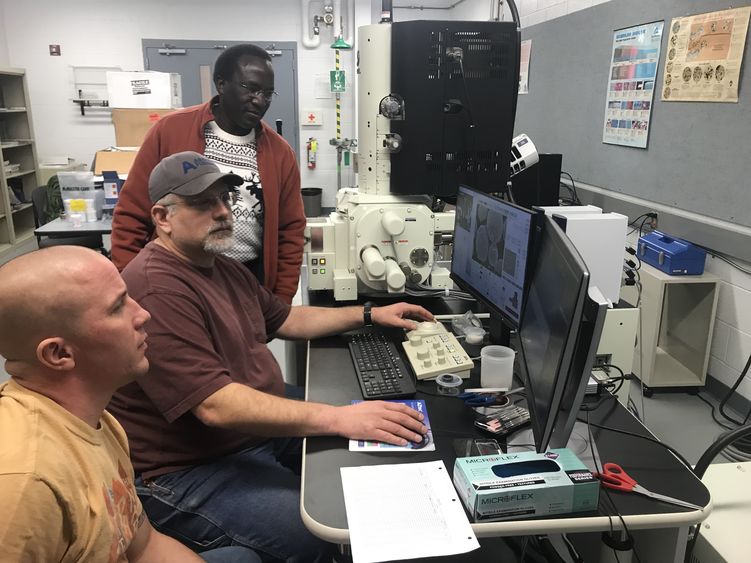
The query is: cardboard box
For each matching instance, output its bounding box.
[112,108,175,147]
[453,449,599,522]
[106,71,182,109]
[94,150,138,175]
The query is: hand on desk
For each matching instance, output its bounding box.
[372,303,434,331]
[336,401,428,446]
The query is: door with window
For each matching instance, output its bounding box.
[142,39,299,157]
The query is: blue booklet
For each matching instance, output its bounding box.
[348,399,435,452]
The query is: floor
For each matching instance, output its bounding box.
[620,380,741,465]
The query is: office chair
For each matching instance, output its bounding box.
[31,185,107,255]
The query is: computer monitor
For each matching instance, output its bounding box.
[450,185,536,331]
[517,214,593,452]
[547,284,609,450]
[510,153,562,210]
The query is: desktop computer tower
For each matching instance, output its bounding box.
[510,153,562,209]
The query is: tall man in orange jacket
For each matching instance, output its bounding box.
[112,43,304,303]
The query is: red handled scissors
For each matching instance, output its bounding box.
[594,463,702,511]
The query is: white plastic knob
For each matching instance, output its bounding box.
[381,211,405,236]
[408,334,422,347]
[361,246,386,277]
[416,348,429,360]
[384,259,406,291]
[422,359,432,368]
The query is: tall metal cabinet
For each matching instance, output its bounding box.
[0,67,39,257]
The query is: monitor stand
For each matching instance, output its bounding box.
[489,311,512,347]
[506,421,601,472]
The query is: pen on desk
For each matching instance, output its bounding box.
[464,386,525,395]
[483,406,526,418]
[500,416,528,429]
[495,410,529,424]
[496,408,525,418]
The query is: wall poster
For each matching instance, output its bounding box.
[603,21,664,148]
[519,39,531,94]
[661,7,751,102]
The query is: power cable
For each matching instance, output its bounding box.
[580,417,693,473]
[559,171,581,205]
[586,411,643,563]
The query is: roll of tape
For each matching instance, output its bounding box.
[436,373,463,395]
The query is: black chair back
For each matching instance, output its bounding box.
[31,186,51,229]
[30,185,107,254]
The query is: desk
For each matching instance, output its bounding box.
[301,330,711,562]
[34,217,113,236]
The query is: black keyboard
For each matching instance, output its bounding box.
[347,330,416,400]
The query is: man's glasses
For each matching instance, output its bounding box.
[166,190,239,212]
[231,80,277,102]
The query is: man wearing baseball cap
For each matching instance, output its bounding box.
[109,151,434,561]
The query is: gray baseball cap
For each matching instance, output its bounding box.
[148,151,244,203]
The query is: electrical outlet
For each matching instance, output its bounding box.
[594,354,611,367]
[642,212,659,233]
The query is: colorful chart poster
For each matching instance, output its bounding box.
[661,7,751,102]
[519,40,531,94]
[603,21,664,148]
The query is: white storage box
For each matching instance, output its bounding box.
[106,71,182,109]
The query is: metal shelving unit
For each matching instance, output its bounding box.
[0,67,40,257]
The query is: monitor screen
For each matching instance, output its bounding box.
[517,214,590,452]
[548,285,609,450]
[450,185,535,328]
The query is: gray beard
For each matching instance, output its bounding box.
[203,231,235,254]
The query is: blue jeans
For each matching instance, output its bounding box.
[202,546,263,563]
[135,387,334,562]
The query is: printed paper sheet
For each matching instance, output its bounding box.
[661,7,751,102]
[341,461,479,563]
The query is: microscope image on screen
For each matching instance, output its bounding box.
[472,204,508,278]
[455,192,473,231]
[451,186,533,326]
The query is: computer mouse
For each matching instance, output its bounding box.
[411,433,430,449]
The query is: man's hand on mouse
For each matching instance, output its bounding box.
[371,303,434,331]
[336,400,428,446]
[410,433,430,449]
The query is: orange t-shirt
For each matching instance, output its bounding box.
[0,380,144,562]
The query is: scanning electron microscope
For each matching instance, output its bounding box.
[304,18,536,301]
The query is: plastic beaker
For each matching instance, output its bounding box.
[480,345,515,389]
